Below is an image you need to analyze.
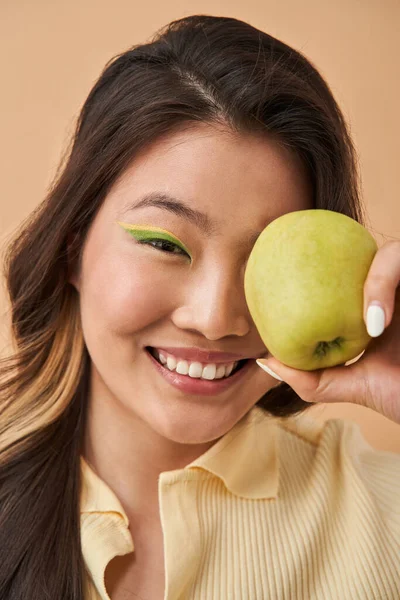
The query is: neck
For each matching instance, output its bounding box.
[81,379,218,521]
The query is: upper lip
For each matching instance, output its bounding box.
[149,346,260,364]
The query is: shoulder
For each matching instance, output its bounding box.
[276,412,400,522]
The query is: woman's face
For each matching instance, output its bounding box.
[70,124,312,444]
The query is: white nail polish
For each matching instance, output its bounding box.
[366,303,385,337]
[256,360,283,381]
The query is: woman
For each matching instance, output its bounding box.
[0,14,399,600]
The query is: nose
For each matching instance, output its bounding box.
[171,263,252,340]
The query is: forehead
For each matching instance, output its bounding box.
[116,123,308,189]
[106,123,312,235]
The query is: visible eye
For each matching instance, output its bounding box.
[138,238,189,257]
[116,221,192,261]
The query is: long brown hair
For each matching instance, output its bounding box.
[0,15,368,598]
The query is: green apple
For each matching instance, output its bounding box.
[244,209,378,371]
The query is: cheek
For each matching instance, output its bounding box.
[80,252,177,336]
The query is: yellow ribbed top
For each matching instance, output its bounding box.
[79,406,400,599]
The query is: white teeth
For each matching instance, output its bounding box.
[215,364,227,378]
[166,355,176,370]
[188,362,203,378]
[225,363,235,376]
[201,364,217,380]
[156,351,238,380]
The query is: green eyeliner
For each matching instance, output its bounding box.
[116,221,192,258]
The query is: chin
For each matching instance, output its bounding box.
[143,399,251,445]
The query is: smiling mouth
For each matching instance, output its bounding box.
[146,347,249,377]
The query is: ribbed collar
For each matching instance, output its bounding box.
[184,405,279,499]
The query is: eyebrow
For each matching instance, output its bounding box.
[120,192,264,248]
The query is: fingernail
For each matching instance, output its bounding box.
[366,302,385,337]
[256,360,283,381]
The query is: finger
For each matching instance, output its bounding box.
[257,357,361,406]
[364,240,400,336]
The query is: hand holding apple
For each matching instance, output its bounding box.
[245,209,400,425]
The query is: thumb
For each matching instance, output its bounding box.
[256,357,355,406]
[256,357,323,403]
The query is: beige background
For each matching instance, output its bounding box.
[1,1,399,452]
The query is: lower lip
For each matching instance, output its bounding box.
[145,349,253,396]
